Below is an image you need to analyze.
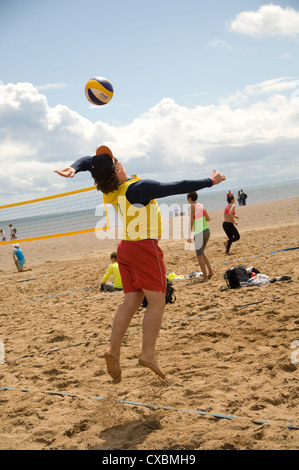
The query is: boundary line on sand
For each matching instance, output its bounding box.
[0,385,298,431]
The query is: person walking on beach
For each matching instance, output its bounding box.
[9,224,17,240]
[222,194,240,254]
[186,192,213,281]
[55,146,225,383]
[13,243,31,272]
[240,189,247,206]
[0,229,6,241]
[237,191,242,206]
[101,252,123,292]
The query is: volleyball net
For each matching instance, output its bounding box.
[0,186,110,244]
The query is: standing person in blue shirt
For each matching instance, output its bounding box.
[13,244,31,272]
[240,189,247,206]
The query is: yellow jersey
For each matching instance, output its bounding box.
[105,178,162,241]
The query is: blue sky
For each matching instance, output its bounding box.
[1,0,299,204]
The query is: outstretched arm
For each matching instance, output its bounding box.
[127,170,226,205]
[55,156,93,178]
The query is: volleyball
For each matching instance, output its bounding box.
[85,77,114,106]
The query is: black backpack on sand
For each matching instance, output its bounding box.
[142,280,176,308]
[165,280,176,304]
[224,265,250,289]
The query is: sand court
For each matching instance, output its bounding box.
[0,197,298,450]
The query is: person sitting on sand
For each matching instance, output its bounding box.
[101,252,123,292]
[222,194,240,254]
[55,145,225,383]
[186,192,214,281]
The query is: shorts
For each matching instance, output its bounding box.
[18,260,25,268]
[194,229,210,256]
[117,239,167,293]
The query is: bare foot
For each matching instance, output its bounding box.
[138,358,166,379]
[208,272,214,279]
[104,351,121,383]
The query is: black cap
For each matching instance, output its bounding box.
[90,145,117,179]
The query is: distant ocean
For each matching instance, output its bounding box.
[156,179,299,216]
[0,179,298,241]
[104,179,298,228]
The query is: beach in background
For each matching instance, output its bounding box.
[1,179,298,244]
[0,195,298,450]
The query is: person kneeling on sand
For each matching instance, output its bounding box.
[101,252,123,292]
[55,145,225,383]
[13,244,31,272]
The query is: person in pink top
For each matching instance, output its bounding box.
[187,192,214,281]
[222,194,240,254]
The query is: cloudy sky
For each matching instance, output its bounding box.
[1,0,299,204]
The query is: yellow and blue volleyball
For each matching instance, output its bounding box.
[85,77,114,106]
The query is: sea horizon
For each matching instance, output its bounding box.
[1,178,298,242]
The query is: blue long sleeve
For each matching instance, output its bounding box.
[126,178,213,205]
[70,155,213,205]
[71,156,92,173]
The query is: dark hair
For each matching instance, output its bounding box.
[92,164,119,194]
[110,252,117,260]
[187,192,198,202]
[227,194,234,203]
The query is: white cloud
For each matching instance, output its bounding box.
[0,80,299,204]
[36,83,68,90]
[228,4,299,38]
[220,77,298,106]
[245,77,297,95]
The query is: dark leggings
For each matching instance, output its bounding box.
[222,222,240,253]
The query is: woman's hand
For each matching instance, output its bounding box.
[210,169,226,185]
[54,167,76,178]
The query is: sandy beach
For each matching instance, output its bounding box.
[0,197,298,450]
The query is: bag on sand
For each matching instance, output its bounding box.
[165,280,176,304]
[224,265,250,289]
[142,280,176,308]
